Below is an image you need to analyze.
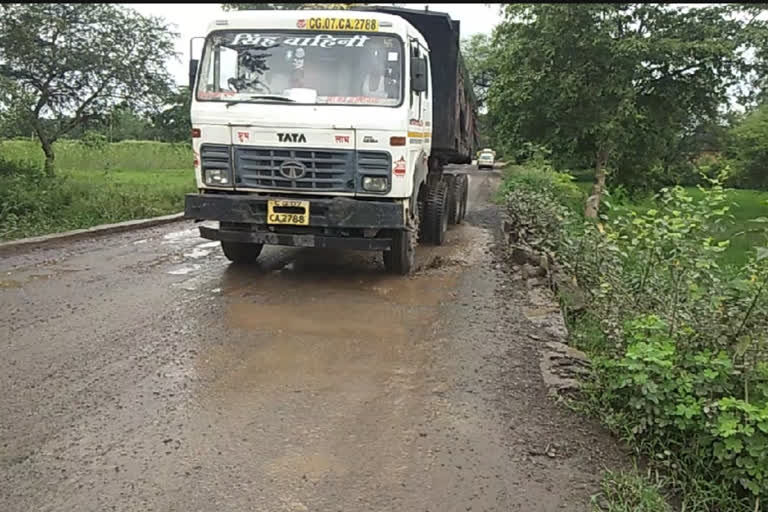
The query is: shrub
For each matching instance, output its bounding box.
[502,161,768,509]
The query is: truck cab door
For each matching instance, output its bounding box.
[408,40,429,175]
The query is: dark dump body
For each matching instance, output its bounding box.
[353,6,479,164]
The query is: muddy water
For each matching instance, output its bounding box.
[0,168,625,511]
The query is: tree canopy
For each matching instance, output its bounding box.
[460,34,495,112]
[0,3,178,174]
[487,4,768,216]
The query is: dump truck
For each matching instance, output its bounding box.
[184,6,479,274]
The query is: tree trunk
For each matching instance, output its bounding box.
[41,139,56,177]
[32,121,56,177]
[585,148,608,219]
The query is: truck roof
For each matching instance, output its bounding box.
[352,5,459,35]
[205,9,425,45]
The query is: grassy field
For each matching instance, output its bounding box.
[575,180,768,267]
[0,139,195,242]
[1,139,191,171]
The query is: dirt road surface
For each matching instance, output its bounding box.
[0,166,625,512]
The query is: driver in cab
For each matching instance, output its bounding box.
[361,47,398,100]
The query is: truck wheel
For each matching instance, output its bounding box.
[383,204,418,275]
[221,241,263,264]
[458,175,469,223]
[423,179,449,246]
[448,175,464,225]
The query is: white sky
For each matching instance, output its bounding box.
[126,3,504,87]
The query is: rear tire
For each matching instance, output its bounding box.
[448,175,464,225]
[221,241,263,264]
[423,179,449,246]
[458,174,469,223]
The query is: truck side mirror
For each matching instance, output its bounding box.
[189,59,199,89]
[411,57,427,93]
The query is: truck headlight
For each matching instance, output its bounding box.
[204,168,230,185]
[362,176,388,192]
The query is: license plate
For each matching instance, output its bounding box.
[267,199,310,226]
[305,17,379,32]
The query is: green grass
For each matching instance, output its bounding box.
[0,138,191,171]
[0,139,196,241]
[591,469,672,512]
[573,180,768,267]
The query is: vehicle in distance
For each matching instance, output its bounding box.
[477,149,495,170]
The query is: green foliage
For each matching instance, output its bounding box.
[503,162,768,508]
[488,4,768,200]
[499,150,586,210]
[0,141,194,241]
[0,140,191,172]
[460,33,495,111]
[728,103,768,189]
[150,87,192,143]
[0,3,178,173]
[592,468,672,512]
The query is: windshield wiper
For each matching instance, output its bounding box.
[225,95,296,108]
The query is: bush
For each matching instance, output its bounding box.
[502,162,768,509]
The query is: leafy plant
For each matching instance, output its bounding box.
[503,161,768,508]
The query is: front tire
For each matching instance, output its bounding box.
[383,204,418,275]
[383,229,414,275]
[221,241,263,264]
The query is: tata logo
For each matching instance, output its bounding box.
[277,133,307,143]
[279,160,306,179]
[237,131,249,143]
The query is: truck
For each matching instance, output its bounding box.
[184,6,479,275]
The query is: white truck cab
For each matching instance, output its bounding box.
[185,8,476,274]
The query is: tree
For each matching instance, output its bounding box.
[488,4,768,217]
[151,87,192,143]
[461,33,495,111]
[0,4,178,175]
[727,103,768,189]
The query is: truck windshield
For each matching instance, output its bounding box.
[197,31,404,106]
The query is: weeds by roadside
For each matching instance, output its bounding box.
[0,149,194,241]
[501,158,768,510]
[591,468,672,512]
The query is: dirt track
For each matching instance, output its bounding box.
[0,166,625,512]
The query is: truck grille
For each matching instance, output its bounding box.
[357,151,391,176]
[199,144,393,194]
[200,144,231,177]
[234,146,355,192]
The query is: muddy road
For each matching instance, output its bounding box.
[0,166,624,512]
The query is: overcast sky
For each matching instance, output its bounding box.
[126,3,504,87]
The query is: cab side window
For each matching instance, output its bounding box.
[410,43,420,108]
[422,47,429,99]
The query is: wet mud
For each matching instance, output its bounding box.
[0,166,625,512]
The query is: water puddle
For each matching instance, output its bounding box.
[167,264,202,276]
[162,228,198,243]
[183,248,212,260]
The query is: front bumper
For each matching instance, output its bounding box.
[184,193,406,251]
[185,193,405,228]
